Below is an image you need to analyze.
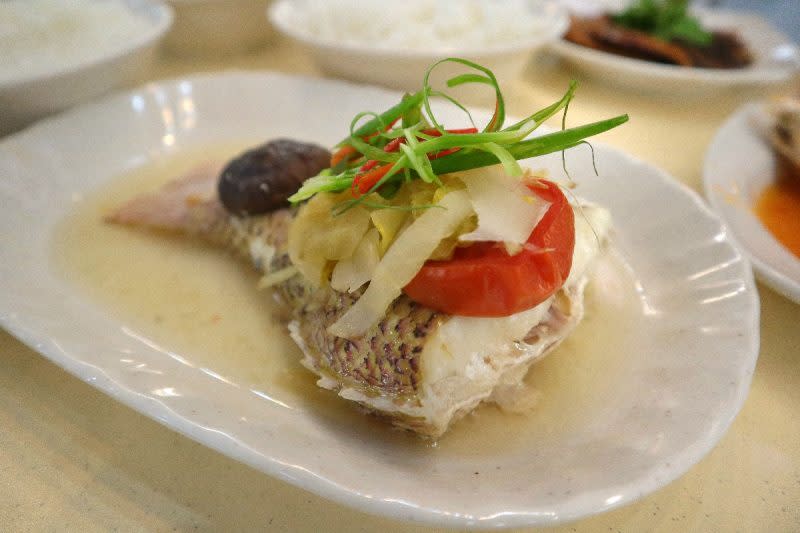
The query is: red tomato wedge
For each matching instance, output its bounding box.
[403,179,575,317]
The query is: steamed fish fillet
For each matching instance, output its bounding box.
[108,163,611,438]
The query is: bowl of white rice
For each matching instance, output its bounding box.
[0,0,173,135]
[268,0,568,90]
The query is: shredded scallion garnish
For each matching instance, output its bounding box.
[288,58,628,209]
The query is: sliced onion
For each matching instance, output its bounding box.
[328,190,473,338]
[456,165,549,246]
[330,228,381,293]
[288,193,370,286]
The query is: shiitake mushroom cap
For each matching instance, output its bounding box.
[218,139,331,216]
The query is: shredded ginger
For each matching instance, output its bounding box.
[328,190,473,338]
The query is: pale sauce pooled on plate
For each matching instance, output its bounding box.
[53,146,643,452]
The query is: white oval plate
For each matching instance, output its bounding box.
[550,8,799,95]
[703,102,800,305]
[0,72,759,528]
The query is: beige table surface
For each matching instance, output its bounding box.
[2,37,799,532]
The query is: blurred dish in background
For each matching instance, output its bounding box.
[550,4,799,95]
[0,0,173,136]
[164,0,273,57]
[268,0,568,90]
[0,0,156,82]
[752,97,800,261]
[564,0,752,69]
[704,99,800,304]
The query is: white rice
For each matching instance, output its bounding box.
[286,0,554,51]
[0,0,153,83]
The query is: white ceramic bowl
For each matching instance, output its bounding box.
[268,0,569,90]
[164,0,273,56]
[0,0,173,136]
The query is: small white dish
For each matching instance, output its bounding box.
[550,8,799,96]
[267,0,569,90]
[0,0,173,136]
[703,102,800,305]
[164,0,273,56]
[0,72,759,528]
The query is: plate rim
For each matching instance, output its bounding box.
[0,70,761,528]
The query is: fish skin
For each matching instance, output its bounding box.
[232,208,586,435]
[220,213,443,402]
[284,282,439,400]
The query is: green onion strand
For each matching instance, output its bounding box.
[287,59,628,208]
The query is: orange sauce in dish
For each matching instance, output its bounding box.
[755,161,800,258]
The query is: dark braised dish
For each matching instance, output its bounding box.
[564,0,752,69]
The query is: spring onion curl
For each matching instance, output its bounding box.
[288,58,629,207]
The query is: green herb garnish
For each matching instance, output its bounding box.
[612,0,713,46]
[288,58,629,208]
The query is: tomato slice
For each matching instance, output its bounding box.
[403,179,575,316]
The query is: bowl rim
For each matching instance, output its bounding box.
[0,0,174,88]
[267,0,569,59]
